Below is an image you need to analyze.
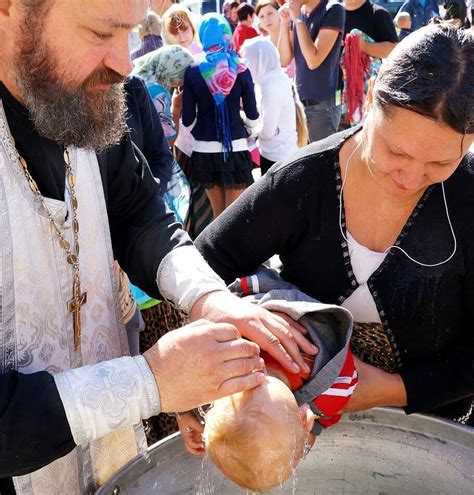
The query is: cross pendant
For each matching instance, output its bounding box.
[67,281,87,350]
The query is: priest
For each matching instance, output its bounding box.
[0,1,316,494]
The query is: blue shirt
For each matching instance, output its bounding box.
[398,0,439,40]
[182,65,259,142]
[293,0,345,101]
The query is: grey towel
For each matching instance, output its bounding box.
[229,267,354,435]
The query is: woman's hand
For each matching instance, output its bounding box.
[177,412,205,455]
[171,88,183,131]
[343,357,408,413]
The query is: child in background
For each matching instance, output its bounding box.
[177,268,358,492]
[233,3,259,53]
[242,37,307,174]
[161,5,203,57]
[182,14,259,219]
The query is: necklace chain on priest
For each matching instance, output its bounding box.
[17,148,87,350]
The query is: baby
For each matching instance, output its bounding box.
[177,268,357,492]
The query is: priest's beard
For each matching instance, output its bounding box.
[12,17,128,151]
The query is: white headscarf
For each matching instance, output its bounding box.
[241,37,282,85]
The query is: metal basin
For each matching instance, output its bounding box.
[97,408,474,494]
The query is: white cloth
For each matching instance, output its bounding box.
[0,101,151,494]
[54,355,160,445]
[341,232,387,323]
[174,120,194,157]
[241,37,298,162]
[157,245,227,313]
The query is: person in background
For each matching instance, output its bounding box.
[151,0,180,17]
[161,4,203,56]
[343,0,397,59]
[255,0,296,78]
[131,12,163,60]
[278,0,346,143]
[125,76,173,193]
[439,0,470,28]
[340,0,398,126]
[256,0,283,45]
[223,0,240,33]
[182,14,259,219]
[133,45,194,146]
[242,38,304,174]
[394,0,439,40]
[233,3,259,53]
[159,6,213,239]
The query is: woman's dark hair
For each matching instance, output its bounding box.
[374,24,473,134]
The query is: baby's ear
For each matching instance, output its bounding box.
[298,404,315,433]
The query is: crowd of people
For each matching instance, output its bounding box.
[0,0,472,494]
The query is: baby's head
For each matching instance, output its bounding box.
[204,376,314,492]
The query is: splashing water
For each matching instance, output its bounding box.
[196,455,216,495]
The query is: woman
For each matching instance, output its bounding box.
[241,37,306,174]
[222,0,240,33]
[133,44,194,146]
[196,25,474,422]
[255,0,296,79]
[182,13,259,219]
[161,5,203,57]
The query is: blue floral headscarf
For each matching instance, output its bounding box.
[198,13,246,159]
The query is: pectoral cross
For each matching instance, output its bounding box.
[67,278,87,350]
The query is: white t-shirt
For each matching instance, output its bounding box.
[341,231,388,323]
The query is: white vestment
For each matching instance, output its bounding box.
[0,102,149,495]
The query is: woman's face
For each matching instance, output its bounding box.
[362,104,473,199]
[258,5,280,34]
[229,6,239,23]
[173,23,194,48]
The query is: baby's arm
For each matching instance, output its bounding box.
[312,350,358,429]
[177,411,205,455]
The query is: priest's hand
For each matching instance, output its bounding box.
[188,290,318,376]
[143,319,265,412]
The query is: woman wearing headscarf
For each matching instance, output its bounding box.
[242,37,307,175]
[182,13,259,219]
[222,0,240,33]
[133,44,194,146]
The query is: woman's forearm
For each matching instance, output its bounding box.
[277,23,293,67]
[343,358,407,412]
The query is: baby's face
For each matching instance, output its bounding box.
[204,376,314,492]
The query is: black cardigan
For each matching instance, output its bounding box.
[196,129,474,419]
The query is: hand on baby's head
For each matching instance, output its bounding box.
[203,376,314,492]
